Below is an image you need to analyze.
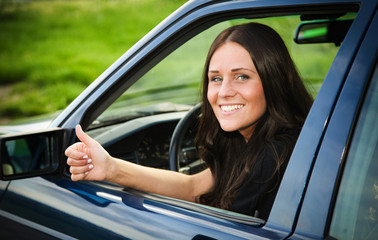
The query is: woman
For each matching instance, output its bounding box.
[196,22,313,219]
[66,22,313,220]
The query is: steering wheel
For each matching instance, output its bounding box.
[169,103,201,172]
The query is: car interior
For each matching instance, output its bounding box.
[85,11,357,177]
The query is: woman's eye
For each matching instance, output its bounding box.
[237,74,250,81]
[210,76,222,82]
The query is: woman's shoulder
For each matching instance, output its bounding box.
[253,127,301,170]
[270,126,301,150]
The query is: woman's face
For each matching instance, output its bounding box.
[207,42,267,142]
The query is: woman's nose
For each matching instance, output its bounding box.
[218,79,236,97]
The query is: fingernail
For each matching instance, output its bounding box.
[85,171,89,175]
[83,155,88,159]
[87,159,92,164]
[88,164,93,169]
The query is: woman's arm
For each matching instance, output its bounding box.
[65,125,213,202]
[111,160,213,202]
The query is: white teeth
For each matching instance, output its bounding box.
[220,105,244,112]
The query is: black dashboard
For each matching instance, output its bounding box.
[88,111,198,171]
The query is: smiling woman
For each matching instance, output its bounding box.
[0,0,373,238]
[207,41,267,141]
[196,22,313,219]
[65,21,313,221]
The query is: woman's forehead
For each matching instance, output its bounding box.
[208,42,255,72]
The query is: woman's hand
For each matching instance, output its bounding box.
[65,125,212,202]
[65,125,112,182]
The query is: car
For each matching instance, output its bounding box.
[0,0,377,239]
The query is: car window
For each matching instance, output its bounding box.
[329,62,378,239]
[101,22,226,114]
[92,14,347,129]
[87,13,356,174]
[82,9,358,223]
[87,15,347,175]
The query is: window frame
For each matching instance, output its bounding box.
[290,9,378,239]
[328,60,378,239]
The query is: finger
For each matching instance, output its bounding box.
[75,125,96,148]
[70,164,93,175]
[71,173,88,182]
[67,158,92,167]
[65,144,88,159]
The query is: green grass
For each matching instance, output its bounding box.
[0,0,186,122]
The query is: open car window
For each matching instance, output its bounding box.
[85,9,358,222]
[90,13,355,131]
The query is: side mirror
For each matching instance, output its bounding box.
[294,19,353,46]
[0,128,65,180]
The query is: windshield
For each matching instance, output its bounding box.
[89,22,229,129]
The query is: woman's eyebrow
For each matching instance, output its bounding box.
[231,68,256,73]
[208,68,257,74]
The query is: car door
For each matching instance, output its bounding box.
[290,9,378,239]
[0,1,375,239]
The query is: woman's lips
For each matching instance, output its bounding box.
[220,104,244,112]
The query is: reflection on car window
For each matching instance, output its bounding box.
[329,63,378,239]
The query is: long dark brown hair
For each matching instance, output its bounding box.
[195,22,313,211]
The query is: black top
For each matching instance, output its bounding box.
[232,135,297,220]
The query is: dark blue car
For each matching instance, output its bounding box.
[0,0,377,239]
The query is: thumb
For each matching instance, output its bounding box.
[75,125,95,147]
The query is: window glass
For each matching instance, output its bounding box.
[329,63,378,239]
[105,22,228,114]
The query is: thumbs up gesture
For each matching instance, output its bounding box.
[65,125,112,182]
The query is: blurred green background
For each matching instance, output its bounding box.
[0,0,186,124]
